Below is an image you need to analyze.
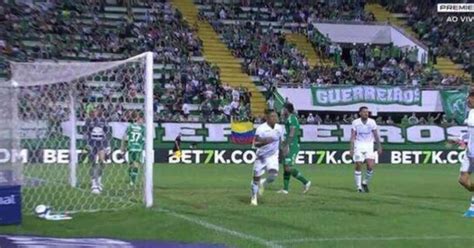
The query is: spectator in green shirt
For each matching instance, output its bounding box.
[373,46,381,61]
[401,114,409,127]
[85,101,95,116]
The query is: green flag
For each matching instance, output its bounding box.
[440,88,468,125]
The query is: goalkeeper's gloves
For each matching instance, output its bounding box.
[174,150,182,158]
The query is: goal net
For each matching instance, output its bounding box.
[2,52,154,214]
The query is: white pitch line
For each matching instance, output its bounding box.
[156,208,283,248]
[274,235,474,244]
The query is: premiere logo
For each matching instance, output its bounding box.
[437,3,474,22]
[437,3,474,12]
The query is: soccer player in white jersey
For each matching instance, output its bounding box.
[450,92,474,217]
[350,106,382,193]
[251,109,284,206]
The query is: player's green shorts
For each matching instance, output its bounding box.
[128,151,143,164]
[284,146,299,166]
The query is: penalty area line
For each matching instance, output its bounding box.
[273,235,474,244]
[155,208,283,248]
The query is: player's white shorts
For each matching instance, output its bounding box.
[253,153,279,177]
[460,155,474,173]
[353,144,376,163]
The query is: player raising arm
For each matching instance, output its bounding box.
[278,103,311,195]
[350,106,382,193]
[251,109,284,206]
[121,112,145,186]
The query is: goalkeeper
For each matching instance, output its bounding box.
[121,112,145,186]
[84,108,111,194]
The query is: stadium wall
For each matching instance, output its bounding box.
[5,122,467,165]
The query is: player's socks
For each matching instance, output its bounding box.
[98,161,104,176]
[129,167,138,184]
[97,176,103,188]
[91,178,97,188]
[363,169,374,185]
[283,171,291,191]
[354,170,362,190]
[90,161,96,177]
[251,181,259,205]
[469,195,474,211]
[291,168,308,185]
[251,181,259,198]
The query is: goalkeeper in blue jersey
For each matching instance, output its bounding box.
[121,112,145,186]
[84,108,111,194]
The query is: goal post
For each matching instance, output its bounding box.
[144,52,154,208]
[4,52,154,214]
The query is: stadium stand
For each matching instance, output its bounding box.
[366,2,472,82]
[1,0,253,123]
[198,0,468,92]
[2,0,470,125]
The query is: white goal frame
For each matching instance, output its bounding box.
[7,52,154,209]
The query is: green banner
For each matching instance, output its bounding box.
[311,86,422,106]
[20,123,469,151]
[440,88,468,125]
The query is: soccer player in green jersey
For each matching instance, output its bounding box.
[278,103,311,194]
[121,112,145,186]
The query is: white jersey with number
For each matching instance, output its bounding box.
[352,118,377,162]
[253,122,284,177]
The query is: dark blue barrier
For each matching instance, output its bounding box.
[0,185,22,225]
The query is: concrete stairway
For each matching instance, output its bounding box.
[170,0,266,117]
[285,33,318,67]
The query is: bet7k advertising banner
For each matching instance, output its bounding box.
[164,149,466,165]
[2,122,470,165]
[0,148,466,165]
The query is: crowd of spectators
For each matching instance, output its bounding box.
[380,1,472,79]
[3,0,471,130]
[2,0,253,124]
[308,40,466,87]
[198,0,375,23]
[200,0,468,95]
[295,112,458,127]
[213,21,314,88]
[1,0,204,64]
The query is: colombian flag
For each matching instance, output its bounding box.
[230,121,255,145]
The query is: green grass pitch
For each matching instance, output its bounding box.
[1,164,474,248]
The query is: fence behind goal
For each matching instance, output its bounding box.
[2,52,154,214]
